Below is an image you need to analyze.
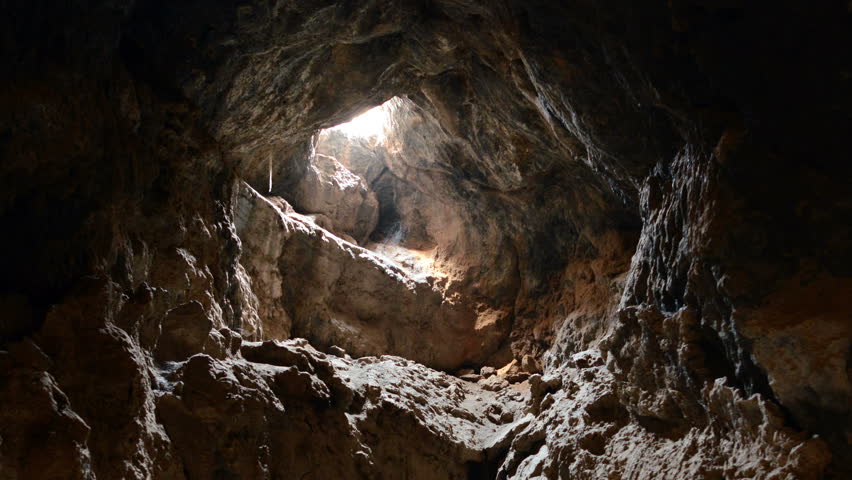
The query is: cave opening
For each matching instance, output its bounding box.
[236,93,510,373]
[323,100,392,142]
[263,95,448,283]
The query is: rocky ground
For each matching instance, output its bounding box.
[2,0,851,478]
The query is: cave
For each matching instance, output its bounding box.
[1,1,850,479]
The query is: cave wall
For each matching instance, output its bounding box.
[1,0,850,478]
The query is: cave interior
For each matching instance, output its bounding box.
[1,1,851,479]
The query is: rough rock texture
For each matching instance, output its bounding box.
[235,181,504,370]
[289,151,380,245]
[155,338,532,479]
[273,97,637,372]
[498,350,830,480]
[2,0,851,478]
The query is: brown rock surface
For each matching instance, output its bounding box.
[236,181,501,370]
[1,0,851,478]
[289,152,380,244]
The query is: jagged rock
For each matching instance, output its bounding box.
[0,340,92,480]
[569,350,605,369]
[2,0,850,478]
[219,328,243,356]
[289,153,379,244]
[316,129,387,187]
[521,355,542,374]
[529,374,563,414]
[480,375,510,392]
[497,359,530,383]
[235,182,502,371]
[155,301,214,362]
[153,339,530,479]
[327,345,347,358]
[497,359,519,377]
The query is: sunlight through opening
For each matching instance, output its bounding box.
[328,102,390,140]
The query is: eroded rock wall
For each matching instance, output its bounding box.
[235,182,503,370]
[1,0,850,478]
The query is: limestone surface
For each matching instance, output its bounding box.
[1,0,850,478]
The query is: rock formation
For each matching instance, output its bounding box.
[1,0,850,479]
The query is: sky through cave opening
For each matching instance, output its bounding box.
[325,101,392,141]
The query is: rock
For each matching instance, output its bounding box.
[480,366,496,378]
[219,328,243,355]
[0,364,93,479]
[2,0,850,477]
[485,403,514,425]
[241,340,317,373]
[233,186,295,341]
[530,374,563,413]
[479,375,509,392]
[155,301,214,362]
[202,329,229,360]
[316,129,387,186]
[539,393,555,411]
[497,359,532,383]
[289,153,379,244]
[497,359,519,377]
[570,350,604,369]
[235,182,497,371]
[328,345,347,358]
[154,343,528,479]
[521,355,542,374]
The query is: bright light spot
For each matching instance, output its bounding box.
[328,103,389,140]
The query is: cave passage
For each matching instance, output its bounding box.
[2,1,850,479]
[312,97,455,282]
[238,94,515,372]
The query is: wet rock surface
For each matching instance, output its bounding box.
[2,0,851,478]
